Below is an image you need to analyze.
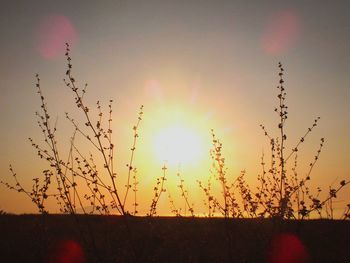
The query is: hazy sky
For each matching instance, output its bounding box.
[0,0,349,214]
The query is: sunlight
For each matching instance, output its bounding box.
[153,124,204,166]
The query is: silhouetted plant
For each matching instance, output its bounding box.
[124,105,144,215]
[209,130,230,217]
[343,203,350,220]
[167,188,180,216]
[176,170,194,216]
[197,63,349,220]
[149,165,167,216]
[0,165,53,214]
[61,43,145,216]
[1,43,143,219]
[198,176,225,217]
[256,63,350,219]
[198,174,214,217]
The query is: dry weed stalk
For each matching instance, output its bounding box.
[149,165,167,216]
[167,189,180,216]
[176,170,194,216]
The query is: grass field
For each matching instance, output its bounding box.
[1,214,349,262]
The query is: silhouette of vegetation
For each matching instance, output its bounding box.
[0,214,350,262]
[176,169,195,217]
[149,165,168,216]
[198,63,350,220]
[1,46,349,219]
[1,44,350,263]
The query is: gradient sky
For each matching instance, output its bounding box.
[0,0,349,215]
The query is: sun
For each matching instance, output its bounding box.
[153,124,204,166]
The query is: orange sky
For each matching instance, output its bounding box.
[0,1,349,217]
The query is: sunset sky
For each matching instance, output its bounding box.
[0,0,349,215]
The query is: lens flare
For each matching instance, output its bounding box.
[262,10,300,54]
[36,14,78,59]
[46,240,85,263]
[268,233,309,263]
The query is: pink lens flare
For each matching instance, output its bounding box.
[36,15,78,59]
[189,77,201,105]
[261,10,301,55]
[144,79,164,102]
[268,233,309,263]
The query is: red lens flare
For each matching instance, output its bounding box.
[268,233,309,263]
[46,240,85,263]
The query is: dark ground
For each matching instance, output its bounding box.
[0,215,349,263]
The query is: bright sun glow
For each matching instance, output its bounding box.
[153,125,204,166]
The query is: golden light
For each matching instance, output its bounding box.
[153,124,205,167]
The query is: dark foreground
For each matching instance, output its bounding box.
[0,215,349,263]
